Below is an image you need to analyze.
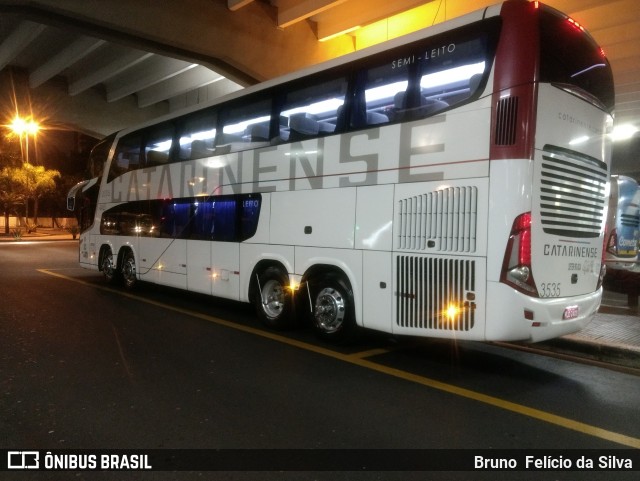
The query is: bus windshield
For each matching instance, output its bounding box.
[539,7,615,113]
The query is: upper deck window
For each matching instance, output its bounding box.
[356,17,500,127]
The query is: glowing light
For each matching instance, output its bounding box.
[567,17,585,32]
[151,139,172,152]
[223,115,270,135]
[204,157,227,169]
[180,129,216,144]
[9,116,40,136]
[610,124,638,141]
[282,98,344,117]
[365,80,408,104]
[420,62,485,89]
[318,26,360,42]
[569,135,589,146]
[444,303,461,321]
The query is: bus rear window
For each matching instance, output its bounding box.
[539,7,614,113]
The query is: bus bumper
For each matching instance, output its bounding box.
[485,282,602,343]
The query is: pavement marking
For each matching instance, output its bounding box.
[346,347,394,359]
[39,268,640,449]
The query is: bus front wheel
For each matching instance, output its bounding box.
[101,247,119,284]
[254,267,294,330]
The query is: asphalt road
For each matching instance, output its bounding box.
[1,241,639,480]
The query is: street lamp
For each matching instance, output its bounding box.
[7,115,41,230]
[9,115,40,163]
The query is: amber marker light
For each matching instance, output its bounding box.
[444,303,461,321]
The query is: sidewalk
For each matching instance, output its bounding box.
[2,230,638,368]
[539,291,640,370]
[0,227,77,242]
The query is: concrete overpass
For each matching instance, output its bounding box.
[0,0,639,172]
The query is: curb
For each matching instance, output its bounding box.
[535,337,640,370]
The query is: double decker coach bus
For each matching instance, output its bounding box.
[605,175,640,271]
[68,0,614,343]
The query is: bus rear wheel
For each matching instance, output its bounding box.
[121,249,137,290]
[310,275,355,343]
[254,267,294,330]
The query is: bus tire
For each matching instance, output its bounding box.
[254,266,294,330]
[121,249,137,290]
[310,274,355,343]
[101,247,119,285]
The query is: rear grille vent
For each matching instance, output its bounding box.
[539,145,607,238]
[397,186,478,252]
[621,214,640,228]
[396,255,475,331]
[495,96,518,145]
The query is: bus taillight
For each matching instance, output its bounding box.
[501,212,538,296]
[606,227,618,255]
[598,227,608,289]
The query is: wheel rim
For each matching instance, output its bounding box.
[261,279,285,319]
[122,256,136,287]
[314,287,345,334]
[102,252,115,280]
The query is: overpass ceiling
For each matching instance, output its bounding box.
[0,0,639,145]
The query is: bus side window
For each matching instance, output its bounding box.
[144,122,174,167]
[108,132,142,182]
[278,75,347,143]
[219,97,272,153]
[88,133,115,179]
[415,31,490,112]
[178,109,217,161]
[160,200,191,238]
[359,62,408,127]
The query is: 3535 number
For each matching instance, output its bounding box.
[540,282,561,298]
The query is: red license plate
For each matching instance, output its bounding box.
[562,305,579,320]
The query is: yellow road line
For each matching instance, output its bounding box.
[39,268,640,449]
[346,348,393,359]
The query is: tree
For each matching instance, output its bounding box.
[0,134,23,169]
[13,163,61,229]
[0,166,24,234]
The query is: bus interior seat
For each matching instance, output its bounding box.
[393,91,409,119]
[468,74,483,96]
[215,133,241,153]
[318,121,336,134]
[366,111,389,125]
[420,97,449,115]
[394,91,448,118]
[275,115,290,143]
[146,150,169,165]
[190,140,214,160]
[245,122,271,149]
[248,122,270,142]
[289,113,320,141]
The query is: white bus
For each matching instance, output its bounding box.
[68,0,613,343]
[605,175,640,271]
